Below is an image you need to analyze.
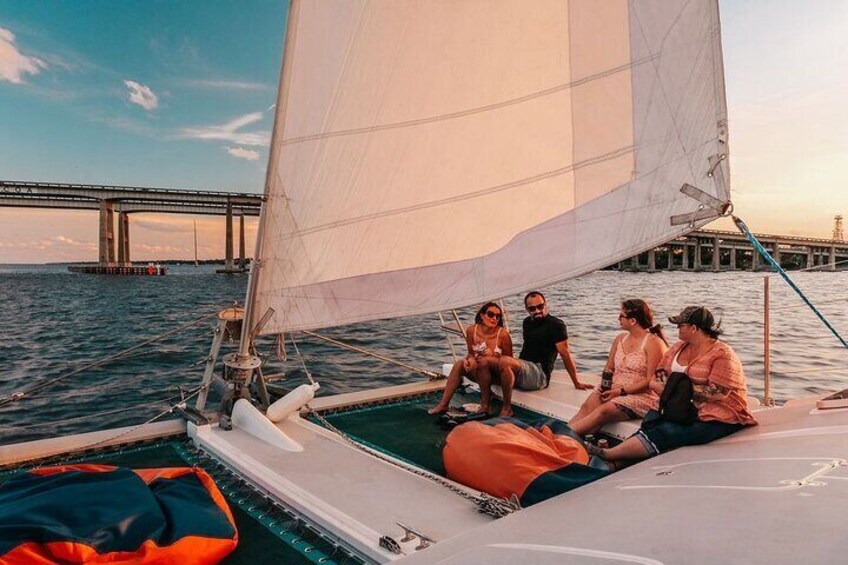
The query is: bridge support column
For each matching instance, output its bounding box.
[647,249,656,272]
[730,247,736,270]
[225,201,234,271]
[830,246,836,270]
[117,212,130,265]
[681,244,689,270]
[693,239,701,270]
[99,200,116,266]
[772,244,781,269]
[752,245,760,271]
[239,210,246,270]
[806,248,813,270]
[712,236,720,272]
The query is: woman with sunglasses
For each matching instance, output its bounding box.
[569,299,668,437]
[590,306,757,469]
[429,302,513,415]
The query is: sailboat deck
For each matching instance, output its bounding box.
[397,397,848,564]
[191,413,494,562]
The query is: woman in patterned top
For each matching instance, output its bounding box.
[570,299,668,437]
[591,306,757,468]
[429,302,513,415]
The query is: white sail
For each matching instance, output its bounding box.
[252,0,730,333]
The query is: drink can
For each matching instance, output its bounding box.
[600,370,613,392]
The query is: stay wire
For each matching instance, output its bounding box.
[0,310,221,409]
[300,330,443,380]
[734,216,848,350]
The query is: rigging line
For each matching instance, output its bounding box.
[769,293,848,313]
[306,405,518,519]
[734,216,848,350]
[0,310,220,409]
[773,366,848,376]
[796,257,848,273]
[4,391,190,432]
[288,332,316,386]
[6,385,204,474]
[300,330,443,380]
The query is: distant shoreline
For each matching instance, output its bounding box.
[35,259,254,266]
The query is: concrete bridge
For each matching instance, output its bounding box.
[621,229,848,272]
[0,180,263,271]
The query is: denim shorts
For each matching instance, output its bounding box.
[634,410,744,455]
[515,360,547,391]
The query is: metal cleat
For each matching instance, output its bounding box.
[395,522,436,551]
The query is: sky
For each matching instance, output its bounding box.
[1,0,847,263]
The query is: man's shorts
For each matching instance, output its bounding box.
[515,360,547,391]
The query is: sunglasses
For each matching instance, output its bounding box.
[526,303,545,312]
[484,310,502,319]
[618,313,631,319]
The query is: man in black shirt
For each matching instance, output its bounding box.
[497,291,591,416]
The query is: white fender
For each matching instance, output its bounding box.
[267,383,320,422]
[231,398,303,452]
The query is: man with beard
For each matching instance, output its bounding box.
[495,291,592,416]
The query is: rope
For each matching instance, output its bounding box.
[7,385,204,474]
[0,311,220,409]
[734,216,848,350]
[306,406,518,518]
[288,333,316,386]
[286,336,517,519]
[300,330,443,380]
[274,333,288,361]
[1,390,192,432]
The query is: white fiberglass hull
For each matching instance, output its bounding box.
[187,371,848,564]
[398,396,848,564]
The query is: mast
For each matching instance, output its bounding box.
[237,0,299,357]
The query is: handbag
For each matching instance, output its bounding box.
[658,371,698,425]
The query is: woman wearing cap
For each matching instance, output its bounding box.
[569,299,668,436]
[429,302,513,415]
[590,305,757,468]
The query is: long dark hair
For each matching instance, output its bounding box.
[475,301,505,328]
[622,299,668,345]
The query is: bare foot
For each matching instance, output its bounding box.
[428,404,449,415]
[499,407,514,418]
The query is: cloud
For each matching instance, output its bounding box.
[133,217,192,234]
[124,79,159,110]
[179,111,270,146]
[186,79,272,91]
[0,27,48,84]
[225,146,260,161]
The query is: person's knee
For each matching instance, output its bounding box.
[498,357,514,373]
[599,402,619,418]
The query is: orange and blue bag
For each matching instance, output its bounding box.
[444,418,608,506]
[0,464,237,565]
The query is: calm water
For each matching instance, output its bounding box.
[2,264,848,444]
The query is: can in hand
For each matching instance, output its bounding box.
[600,370,614,392]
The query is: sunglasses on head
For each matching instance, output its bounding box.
[526,303,545,312]
[484,310,502,319]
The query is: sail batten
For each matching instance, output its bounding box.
[253,0,730,334]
